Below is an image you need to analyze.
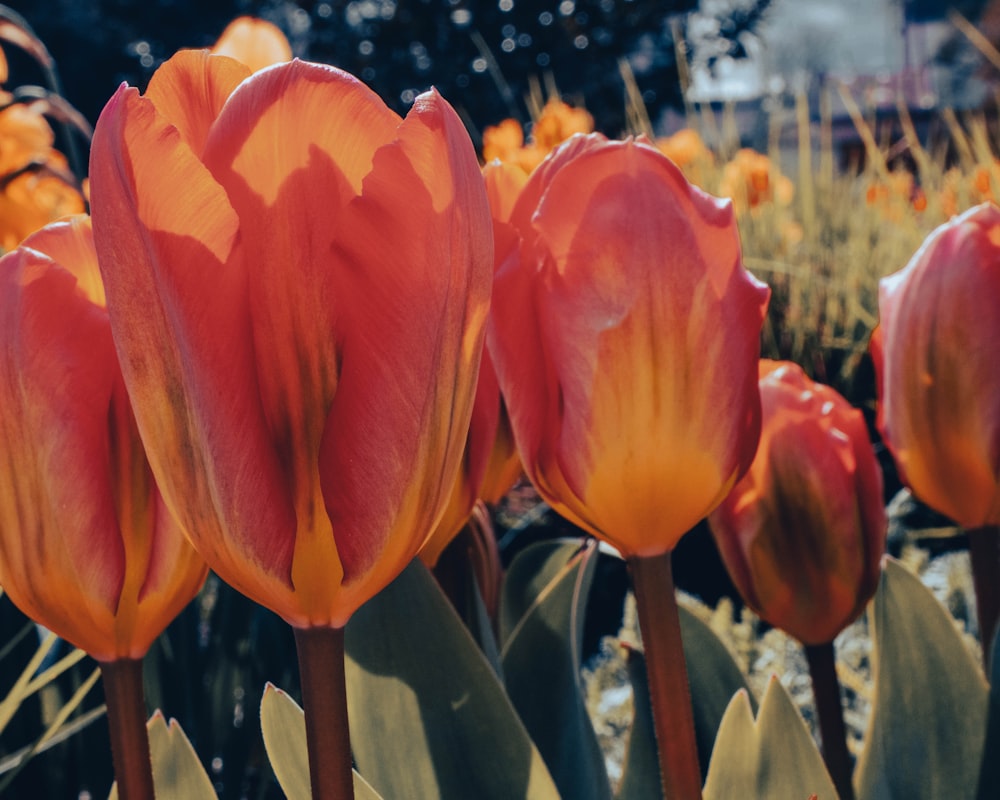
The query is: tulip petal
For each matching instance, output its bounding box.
[317,89,492,615]
[91,84,298,609]
[879,204,1000,527]
[0,249,124,650]
[144,49,251,157]
[21,215,103,306]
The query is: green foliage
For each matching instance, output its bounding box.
[500,539,612,800]
[109,713,216,800]
[259,684,382,800]
[619,605,757,796]
[702,678,837,799]
[344,559,560,800]
[856,558,989,800]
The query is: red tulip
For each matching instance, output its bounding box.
[709,361,886,645]
[873,203,1000,528]
[488,133,769,556]
[0,216,207,661]
[89,51,492,629]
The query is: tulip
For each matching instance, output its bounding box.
[709,360,884,800]
[417,162,526,568]
[709,360,885,645]
[89,51,492,798]
[874,202,1000,665]
[418,347,521,567]
[0,216,207,798]
[489,133,769,558]
[488,132,769,800]
[210,16,293,73]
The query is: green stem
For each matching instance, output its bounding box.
[804,642,855,800]
[100,658,154,800]
[968,525,1000,671]
[293,626,354,800]
[628,552,703,800]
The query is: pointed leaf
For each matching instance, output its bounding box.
[109,713,216,800]
[259,684,382,800]
[618,608,755,797]
[857,558,988,800]
[345,559,560,800]
[703,677,838,799]
[500,539,612,800]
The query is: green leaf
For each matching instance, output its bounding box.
[345,559,560,800]
[616,649,659,800]
[977,627,1000,800]
[703,677,838,799]
[259,683,382,800]
[856,558,989,800]
[109,712,217,800]
[500,538,611,800]
[618,607,755,798]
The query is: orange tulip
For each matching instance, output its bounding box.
[0,216,207,661]
[488,133,770,557]
[419,346,522,566]
[89,51,492,629]
[418,163,524,566]
[211,16,293,73]
[709,361,886,645]
[873,203,1000,528]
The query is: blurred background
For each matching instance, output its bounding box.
[11,0,1000,149]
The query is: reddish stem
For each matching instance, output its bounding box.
[293,626,354,800]
[968,525,1000,670]
[628,552,703,800]
[804,641,855,800]
[100,658,154,800]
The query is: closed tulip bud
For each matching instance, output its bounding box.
[0,216,207,661]
[489,133,769,556]
[709,361,886,645]
[873,203,1000,529]
[89,51,492,629]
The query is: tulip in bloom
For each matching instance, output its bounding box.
[873,203,1000,529]
[0,216,207,661]
[488,133,769,557]
[89,51,492,629]
[418,345,522,566]
[709,361,886,645]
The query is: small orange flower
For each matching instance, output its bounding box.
[530,98,594,152]
[89,52,492,629]
[873,203,1000,528]
[489,134,769,557]
[718,148,793,214]
[211,16,293,73]
[0,216,207,661]
[0,104,85,250]
[709,361,886,645]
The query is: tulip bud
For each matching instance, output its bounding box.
[0,216,207,661]
[709,361,886,645]
[488,133,769,557]
[873,202,1000,529]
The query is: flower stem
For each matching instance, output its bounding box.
[968,525,1000,670]
[293,626,354,800]
[804,641,855,800]
[100,658,154,800]
[628,552,703,800]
